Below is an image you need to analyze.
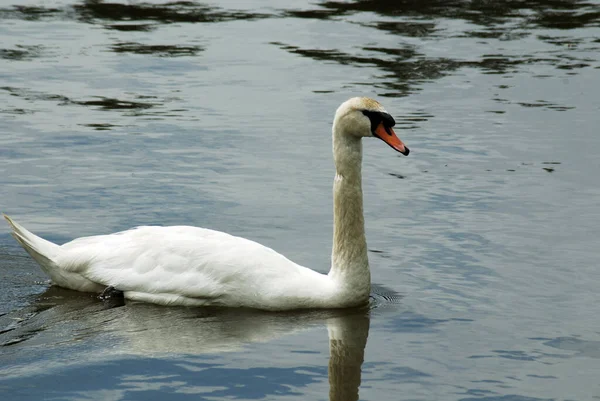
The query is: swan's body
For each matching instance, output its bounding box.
[5,97,409,311]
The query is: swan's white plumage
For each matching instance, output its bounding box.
[4,97,408,311]
[6,218,341,309]
[62,226,339,309]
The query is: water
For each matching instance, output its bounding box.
[1,0,599,399]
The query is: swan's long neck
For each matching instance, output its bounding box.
[329,125,370,298]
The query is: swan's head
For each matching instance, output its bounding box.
[334,97,409,156]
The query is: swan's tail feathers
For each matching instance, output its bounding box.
[3,214,60,272]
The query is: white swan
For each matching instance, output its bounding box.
[4,97,409,311]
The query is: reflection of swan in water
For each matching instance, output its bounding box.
[0,287,373,400]
[328,312,369,401]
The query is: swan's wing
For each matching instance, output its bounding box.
[58,226,321,304]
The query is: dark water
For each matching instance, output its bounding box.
[1,0,600,400]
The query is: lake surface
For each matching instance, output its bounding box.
[1,0,600,400]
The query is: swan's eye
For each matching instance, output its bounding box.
[361,110,396,136]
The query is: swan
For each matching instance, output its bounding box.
[4,97,409,311]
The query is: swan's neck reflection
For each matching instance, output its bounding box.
[327,312,370,401]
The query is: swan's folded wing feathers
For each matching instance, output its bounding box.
[57,225,310,301]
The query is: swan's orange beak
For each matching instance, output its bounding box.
[374,122,409,156]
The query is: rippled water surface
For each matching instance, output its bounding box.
[1,1,600,400]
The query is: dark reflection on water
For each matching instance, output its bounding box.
[0,287,372,401]
[273,0,599,97]
[271,41,455,97]
[6,0,597,30]
[0,1,271,24]
[105,23,156,32]
[272,38,594,97]
[1,87,156,111]
[0,5,62,20]
[0,46,43,61]
[365,21,437,37]
[73,0,271,26]
[318,0,600,29]
[110,42,204,57]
